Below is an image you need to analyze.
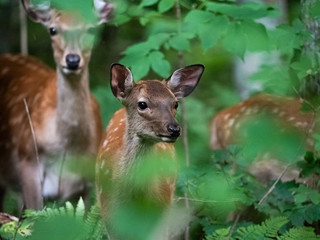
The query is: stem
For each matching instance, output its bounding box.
[19,0,28,55]
[175,1,191,240]
[24,99,43,199]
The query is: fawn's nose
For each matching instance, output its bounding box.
[168,124,180,138]
[66,54,80,70]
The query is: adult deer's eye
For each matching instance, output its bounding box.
[174,102,179,109]
[138,102,148,110]
[49,27,58,36]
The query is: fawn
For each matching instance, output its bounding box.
[0,0,113,210]
[210,93,317,183]
[96,63,204,239]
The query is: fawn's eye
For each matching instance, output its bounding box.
[138,102,148,110]
[49,27,58,36]
[174,102,179,109]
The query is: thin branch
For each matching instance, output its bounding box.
[19,0,28,55]
[258,164,292,205]
[175,1,191,240]
[23,98,43,202]
[175,196,243,204]
[227,213,240,240]
[58,151,67,197]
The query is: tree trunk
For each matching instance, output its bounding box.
[299,0,320,98]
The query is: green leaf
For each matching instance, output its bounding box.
[222,22,246,58]
[206,2,271,19]
[130,56,150,80]
[148,51,171,77]
[75,197,85,219]
[123,42,152,57]
[158,0,175,13]
[140,0,158,7]
[169,34,190,51]
[241,20,269,52]
[291,55,313,79]
[198,15,229,51]
[310,2,320,18]
[147,33,171,50]
[184,9,215,24]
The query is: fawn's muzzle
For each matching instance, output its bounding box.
[66,54,80,70]
[168,124,180,138]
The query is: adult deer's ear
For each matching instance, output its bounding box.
[166,64,204,99]
[21,0,52,27]
[110,63,134,101]
[93,0,114,24]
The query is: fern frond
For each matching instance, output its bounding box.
[75,197,86,219]
[205,227,230,240]
[84,204,107,240]
[277,226,320,240]
[235,217,288,240]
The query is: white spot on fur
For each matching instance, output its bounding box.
[240,106,246,112]
[228,118,235,127]
[100,161,105,169]
[288,117,295,121]
[223,113,230,120]
[245,108,252,115]
[279,111,285,117]
[103,140,109,147]
[272,108,279,114]
[252,106,259,113]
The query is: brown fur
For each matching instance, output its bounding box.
[0,54,102,209]
[0,0,113,210]
[210,93,316,183]
[96,64,204,239]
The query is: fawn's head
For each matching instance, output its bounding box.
[22,0,113,74]
[110,63,204,143]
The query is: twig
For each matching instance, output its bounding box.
[58,151,67,197]
[258,164,291,205]
[227,213,240,240]
[175,196,242,204]
[19,0,28,55]
[23,98,43,202]
[174,1,191,240]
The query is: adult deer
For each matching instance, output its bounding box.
[0,0,113,210]
[96,63,204,239]
[210,94,317,183]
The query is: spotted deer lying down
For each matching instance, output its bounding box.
[96,63,204,239]
[0,0,113,210]
[210,94,317,183]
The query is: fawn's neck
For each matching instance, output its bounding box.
[119,118,155,175]
[56,66,94,152]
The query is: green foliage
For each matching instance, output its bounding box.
[3,0,320,239]
[0,199,107,240]
[206,217,320,240]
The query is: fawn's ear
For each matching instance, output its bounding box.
[93,0,114,24]
[110,64,134,101]
[22,0,52,27]
[166,64,204,99]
